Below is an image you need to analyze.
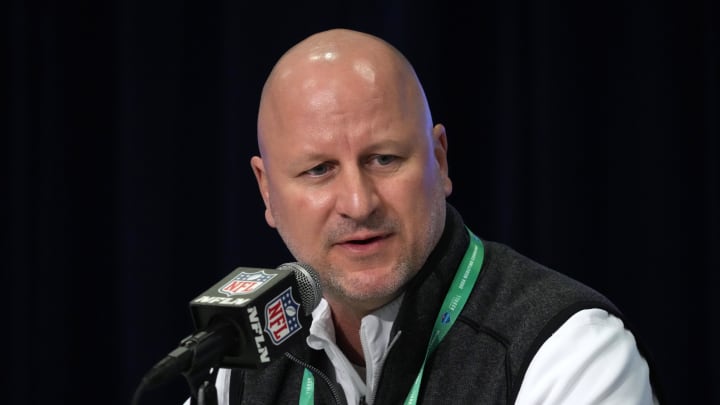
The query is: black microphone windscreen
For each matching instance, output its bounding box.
[280,262,322,316]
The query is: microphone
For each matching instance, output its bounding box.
[139,262,322,390]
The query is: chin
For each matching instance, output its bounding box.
[340,270,409,302]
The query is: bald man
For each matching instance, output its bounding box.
[199,29,659,405]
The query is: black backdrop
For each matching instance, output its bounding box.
[4,0,717,404]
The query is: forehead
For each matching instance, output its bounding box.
[262,68,413,145]
[268,93,418,160]
[258,33,431,159]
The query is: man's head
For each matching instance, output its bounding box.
[251,28,452,313]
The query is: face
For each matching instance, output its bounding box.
[252,46,452,311]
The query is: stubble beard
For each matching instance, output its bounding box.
[319,197,446,309]
[274,187,447,311]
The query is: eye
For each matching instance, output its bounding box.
[304,162,332,177]
[372,154,397,166]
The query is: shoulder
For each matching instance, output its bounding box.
[515,308,656,404]
[470,240,620,323]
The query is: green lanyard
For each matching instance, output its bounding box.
[300,230,485,405]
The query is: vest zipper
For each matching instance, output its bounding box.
[284,351,345,405]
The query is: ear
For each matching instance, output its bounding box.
[250,156,277,228]
[432,124,453,197]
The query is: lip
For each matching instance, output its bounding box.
[333,232,392,254]
[336,231,389,244]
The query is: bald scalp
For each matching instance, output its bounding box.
[256,28,433,157]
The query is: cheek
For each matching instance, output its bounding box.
[268,184,335,227]
[305,189,335,211]
[379,176,428,217]
[386,169,445,224]
[393,165,442,202]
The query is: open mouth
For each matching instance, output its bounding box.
[345,236,385,246]
[348,235,383,245]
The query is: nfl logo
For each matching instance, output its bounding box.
[264,287,302,345]
[218,271,276,296]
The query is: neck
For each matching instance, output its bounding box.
[325,292,401,366]
[329,303,366,366]
[326,295,387,366]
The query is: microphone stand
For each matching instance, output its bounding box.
[180,321,239,405]
[185,366,218,405]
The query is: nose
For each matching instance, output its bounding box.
[334,167,379,221]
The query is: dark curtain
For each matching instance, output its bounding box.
[4,0,716,404]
